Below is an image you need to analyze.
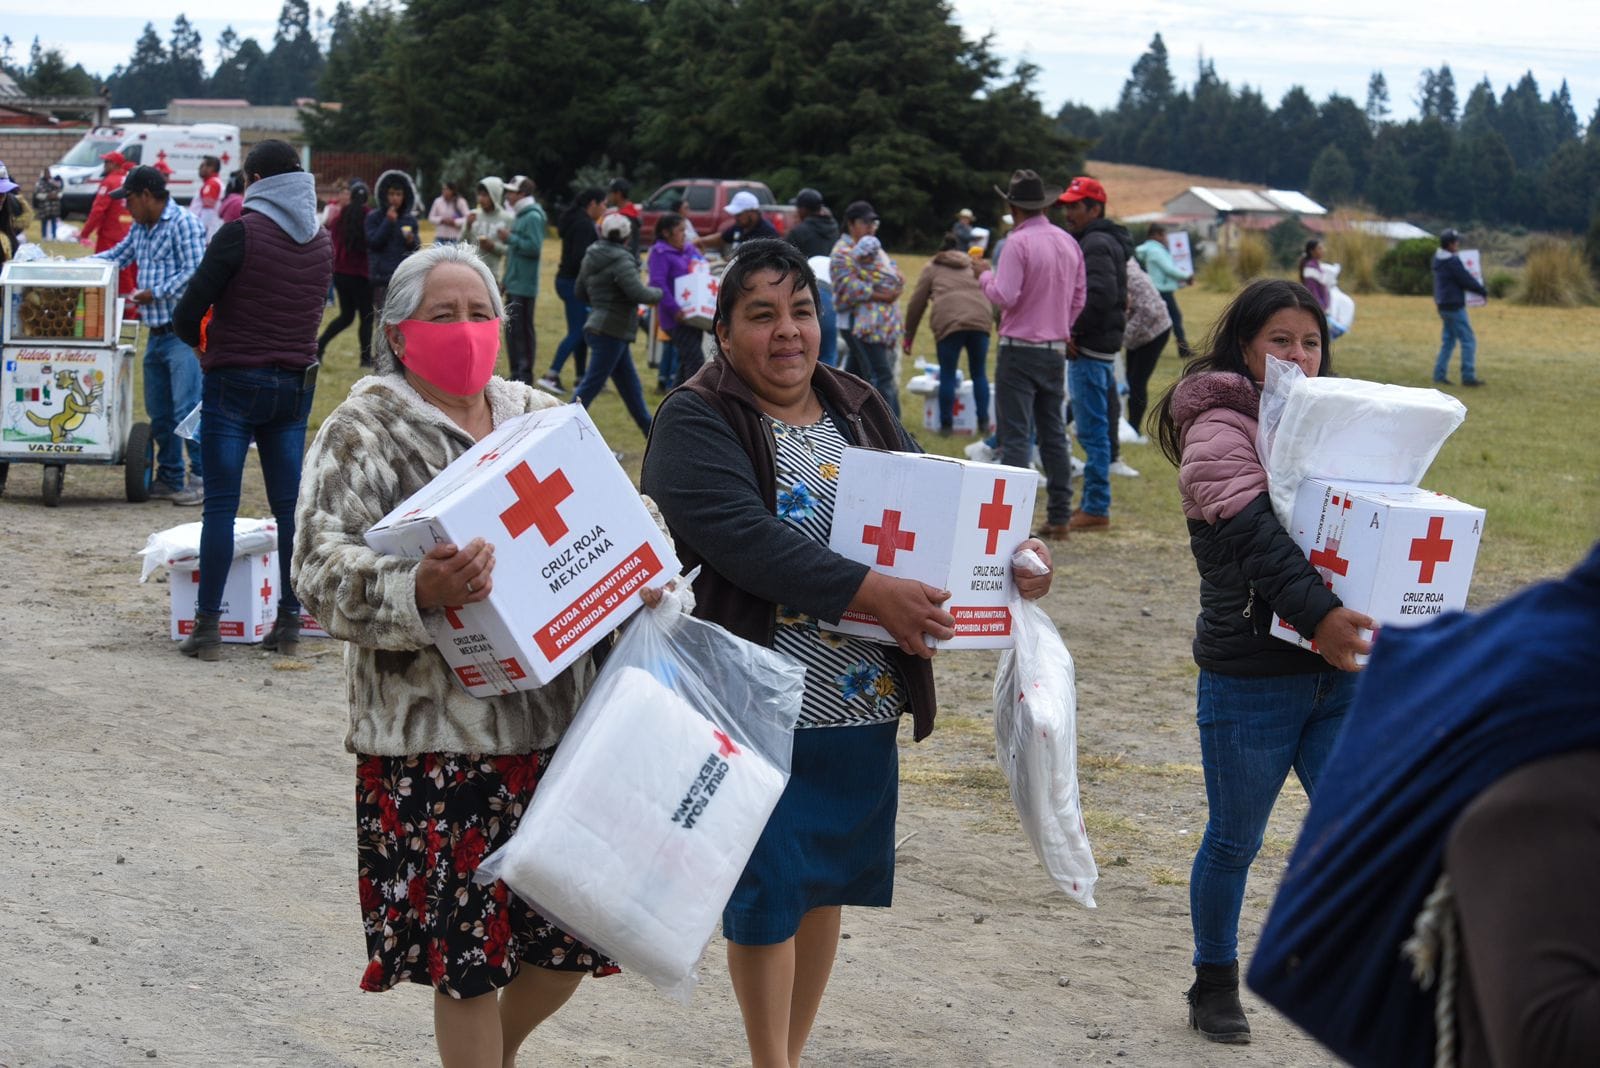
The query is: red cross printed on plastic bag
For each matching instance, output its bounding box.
[977,479,1013,555]
[499,462,573,545]
[714,729,740,757]
[862,509,916,566]
[1409,516,1453,583]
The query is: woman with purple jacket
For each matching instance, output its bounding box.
[647,212,709,387]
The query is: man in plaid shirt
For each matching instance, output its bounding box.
[99,165,209,504]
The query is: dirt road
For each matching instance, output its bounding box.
[1,461,1351,1067]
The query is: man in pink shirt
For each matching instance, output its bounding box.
[974,169,1086,539]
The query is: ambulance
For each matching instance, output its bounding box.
[52,124,241,216]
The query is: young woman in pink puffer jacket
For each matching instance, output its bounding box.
[1149,279,1374,1047]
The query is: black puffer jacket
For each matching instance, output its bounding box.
[787,212,840,259]
[1172,371,1340,675]
[1072,218,1135,355]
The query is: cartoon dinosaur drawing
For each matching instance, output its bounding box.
[25,369,102,443]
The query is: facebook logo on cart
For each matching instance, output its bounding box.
[4,361,15,372]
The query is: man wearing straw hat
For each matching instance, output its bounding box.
[971,169,1085,540]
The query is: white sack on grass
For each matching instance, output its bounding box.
[477,595,804,1001]
[137,518,278,582]
[1256,359,1467,527]
[993,549,1098,907]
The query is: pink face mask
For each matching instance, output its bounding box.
[395,318,502,396]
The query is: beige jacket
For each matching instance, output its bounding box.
[294,373,631,756]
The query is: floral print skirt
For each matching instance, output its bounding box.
[355,750,620,998]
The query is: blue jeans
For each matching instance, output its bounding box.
[574,331,651,435]
[197,366,317,616]
[935,330,990,430]
[144,330,204,489]
[843,334,900,416]
[1067,357,1113,517]
[1190,669,1356,966]
[549,276,589,378]
[817,287,839,368]
[1434,306,1477,381]
[656,338,678,390]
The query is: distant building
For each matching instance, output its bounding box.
[167,98,308,139]
[1161,186,1327,252]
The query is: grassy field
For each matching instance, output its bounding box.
[19,226,1597,593]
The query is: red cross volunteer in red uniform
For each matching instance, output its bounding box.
[293,243,643,1064]
[641,239,1053,1068]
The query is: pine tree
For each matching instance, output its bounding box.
[169,16,205,99]
[1365,71,1390,131]
[1365,138,1416,216]
[1550,80,1579,143]
[1307,145,1354,205]
[107,23,173,113]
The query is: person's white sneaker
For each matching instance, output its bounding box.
[1070,455,1085,476]
[963,441,996,463]
[1110,459,1141,478]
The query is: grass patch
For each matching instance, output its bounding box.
[899,763,1010,802]
[1150,866,1185,887]
[1323,216,1387,294]
[1515,238,1597,307]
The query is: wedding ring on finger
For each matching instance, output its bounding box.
[466,580,476,594]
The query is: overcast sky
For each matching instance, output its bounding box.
[3,0,1596,127]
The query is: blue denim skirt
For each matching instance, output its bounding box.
[721,719,899,945]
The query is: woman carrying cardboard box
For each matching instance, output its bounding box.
[642,238,1054,1068]
[293,243,628,1067]
[1149,278,1374,1046]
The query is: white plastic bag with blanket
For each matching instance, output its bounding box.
[475,578,804,1001]
[1255,358,1467,528]
[992,548,1098,907]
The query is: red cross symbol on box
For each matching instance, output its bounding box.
[977,479,1013,555]
[1409,516,1453,583]
[443,605,465,630]
[952,398,966,417]
[1309,537,1351,577]
[862,509,916,566]
[713,729,740,757]
[260,577,273,605]
[708,277,720,297]
[499,462,573,544]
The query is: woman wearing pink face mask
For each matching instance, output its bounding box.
[293,243,626,1067]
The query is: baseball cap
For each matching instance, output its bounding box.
[599,211,632,239]
[726,190,762,214]
[1439,228,1461,245]
[100,150,127,169]
[1059,176,1107,204]
[957,208,974,219]
[792,188,824,211]
[843,200,879,223]
[110,165,167,199]
[0,161,17,195]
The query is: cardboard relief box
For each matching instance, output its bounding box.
[823,447,1039,649]
[169,552,278,643]
[921,379,979,436]
[1271,478,1485,654]
[365,404,680,697]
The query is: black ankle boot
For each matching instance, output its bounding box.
[180,610,224,661]
[262,605,302,656]
[1186,961,1250,1044]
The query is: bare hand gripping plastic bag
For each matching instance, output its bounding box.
[475,582,804,1001]
[992,549,1098,907]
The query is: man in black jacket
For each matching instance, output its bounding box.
[1431,228,1487,386]
[786,188,839,258]
[1058,176,1134,531]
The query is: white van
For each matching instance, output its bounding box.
[53,123,241,217]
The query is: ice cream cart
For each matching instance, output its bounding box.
[1,258,153,506]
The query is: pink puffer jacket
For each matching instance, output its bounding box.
[1173,371,1266,523]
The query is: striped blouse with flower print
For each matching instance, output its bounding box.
[767,412,907,728]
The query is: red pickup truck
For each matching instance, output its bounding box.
[638,179,796,245]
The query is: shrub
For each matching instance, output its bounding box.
[1267,216,1311,268]
[1486,270,1517,299]
[1323,219,1387,294]
[1377,237,1439,295]
[1197,254,1235,292]
[1232,232,1271,281]
[1514,238,1599,306]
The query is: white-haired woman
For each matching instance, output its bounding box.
[292,243,619,1067]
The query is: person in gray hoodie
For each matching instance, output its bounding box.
[573,211,661,440]
[461,175,514,284]
[171,138,334,661]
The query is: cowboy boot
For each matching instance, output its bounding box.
[1186,961,1251,1044]
[180,611,224,662]
[261,605,302,656]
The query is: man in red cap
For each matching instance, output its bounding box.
[79,151,138,300]
[1057,175,1133,531]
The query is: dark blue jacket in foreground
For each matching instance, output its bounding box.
[1247,541,1600,1067]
